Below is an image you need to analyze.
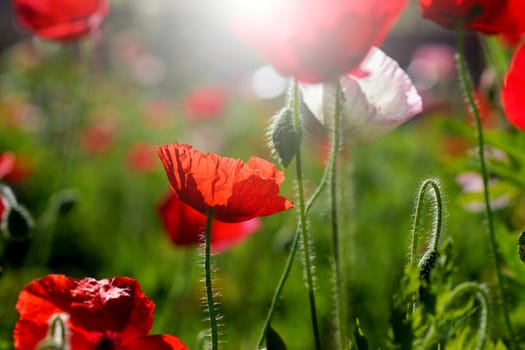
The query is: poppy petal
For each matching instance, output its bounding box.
[158,190,262,252]
[157,143,293,222]
[231,0,407,83]
[14,0,109,40]
[123,334,189,350]
[502,43,525,130]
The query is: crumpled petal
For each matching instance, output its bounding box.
[157,143,293,223]
[14,274,154,350]
[502,43,525,130]
[301,47,422,144]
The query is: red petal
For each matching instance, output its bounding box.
[157,143,293,222]
[231,0,407,83]
[123,334,189,350]
[158,190,262,252]
[418,0,525,35]
[14,274,154,350]
[502,43,525,130]
[14,275,72,350]
[13,0,109,40]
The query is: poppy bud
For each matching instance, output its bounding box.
[3,205,33,241]
[36,313,69,350]
[268,105,301,168]
[418,250,440,283]
[53,190,78,216]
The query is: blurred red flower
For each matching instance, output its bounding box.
[418,0,525,35]
[0,152,16,179]
[127,143,157,173]
[13,0,109,41]
[231,0,407,83]
[158,190,261,252]
[0,194,8,223]
[502,43,525,130]
[157,142,293,223]
[183,86,227,119]
[14,274,188,350]
[81,123,116,155]
[0,152,32,183]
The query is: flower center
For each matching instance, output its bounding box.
[94,331,119,350]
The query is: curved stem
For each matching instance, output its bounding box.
[329,79,344,350]
[292,80,322,350]
[204,209,219,350]
[423,282,490,350]
[455,25,515,348]
[444,282,490,350]
[409,179,444,268]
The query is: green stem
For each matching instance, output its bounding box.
[204,209,219,350]
[293,80,322,350]
[444,282,490,350]
[409,179,444,268]
[422,282,490,350]
[255,157,330,349]
[329,79,344,350]
[455,25,515,348]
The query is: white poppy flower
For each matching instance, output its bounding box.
[300,47,422,144]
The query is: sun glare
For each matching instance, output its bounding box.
[223,0,280,17]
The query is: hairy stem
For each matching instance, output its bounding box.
[455,25,515,348]
[291,80,322,350]
[329,79,345,350]
[256,159,330,349]
[204,209,219,350]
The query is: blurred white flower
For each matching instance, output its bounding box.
[300,47,422,144]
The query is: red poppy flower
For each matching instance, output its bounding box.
[0,152,15,179]
[502,43,525,130]
[14,274,188,350]
[157,142,293,223]
[158,190,262,252]
[183,86,227,120]
[418,0,525,35]
[13,0,109,41]
[230,0,408,83]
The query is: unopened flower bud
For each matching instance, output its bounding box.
[268,105,301,168]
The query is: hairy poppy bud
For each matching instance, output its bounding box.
[268,105,301,168]
[418,250,440,283]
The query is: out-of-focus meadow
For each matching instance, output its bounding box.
[2,1,525,349]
